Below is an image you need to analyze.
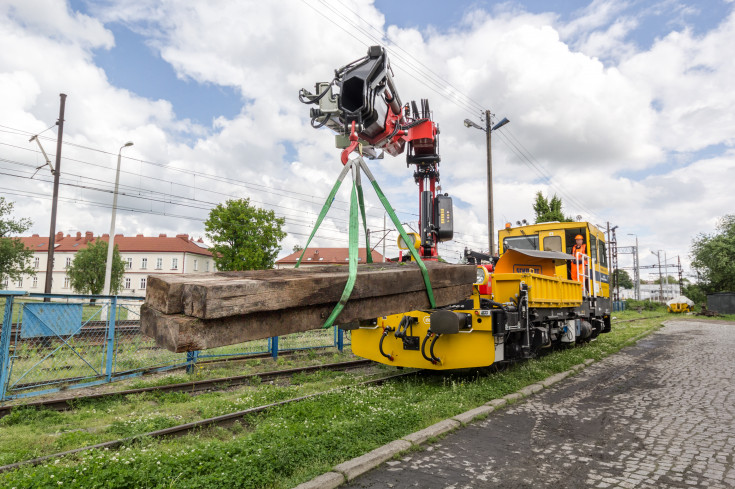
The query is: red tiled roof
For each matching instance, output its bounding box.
[17,232,212,256]
[276,247,384,264]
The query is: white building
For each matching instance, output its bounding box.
[3,231,214,296]
[618,283,681,302]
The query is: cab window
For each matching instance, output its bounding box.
[543,235,562,252]
[599,240,608,268]
[590,234,598,264]
[503,235,538,251]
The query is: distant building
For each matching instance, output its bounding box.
[276,248,384,269]
[3,232,214,296]
[618,283,681,302]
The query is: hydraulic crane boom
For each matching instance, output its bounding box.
[299,45,453,259]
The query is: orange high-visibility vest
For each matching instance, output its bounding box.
[571,243,587,282]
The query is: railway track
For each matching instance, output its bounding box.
[0,358,374,417]
[0,369,417,474]
[5,348,329,392]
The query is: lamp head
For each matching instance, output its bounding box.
[124,141,134,147]
[463,119,472,128]
[491,117,510,131]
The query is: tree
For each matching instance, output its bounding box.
[67,239,125,294]
[690,214,735,293]
[292,244,303,253]
[614,269,634,289]
[0,197,34,288]
[682,283,706,306]
[532,192,573,224]
[205,198,286,270]
[653,275,678,285]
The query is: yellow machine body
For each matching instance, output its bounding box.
[350,293,497,370]
[668,303,691,313]
[498,221,611,300]
[492,249,583,308]
[349,222,611,370]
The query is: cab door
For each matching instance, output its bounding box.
[592,231,610,299]
[539,230,567,278]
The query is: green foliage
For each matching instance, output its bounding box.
[625,299,667,312]
[205,198,286,270]
[653,275,678,285]
[66,239,125,294]
[292,244,303,253]
[532,191,573,224]
[614,269,634,289]
[682,283,707,306]
[691,214,735,293]
[0,197,34,287]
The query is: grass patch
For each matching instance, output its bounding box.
[0,315,665,488]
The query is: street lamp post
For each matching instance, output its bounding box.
[627,233,640,300]
[464,111,509,256]
[103,141,134,296]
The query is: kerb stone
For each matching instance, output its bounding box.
[518,383,544,397]
[452,405,495,425]
[292,471,345,489]
[334,440,412,481]
[402,419,460,445]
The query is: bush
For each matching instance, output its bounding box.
[625,299,667,312]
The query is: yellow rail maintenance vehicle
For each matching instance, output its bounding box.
[300,46,611,370]
[351,221,612,370]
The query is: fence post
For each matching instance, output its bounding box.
[270,336,279,360]
[337,327,344,352]
[104,296,117,382]
[0,293,21,402]
[186,350,199,374]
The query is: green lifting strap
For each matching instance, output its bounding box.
[355,167,372,264]
[297,156,437,329]
[322,173,360,329]
[295,162,352,268]
[355,157,436,309]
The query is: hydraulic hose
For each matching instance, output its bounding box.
[429,334,441,364]
[379,327,394,361]
[421,331,435,364]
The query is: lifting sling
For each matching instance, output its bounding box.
[295,154,436,329]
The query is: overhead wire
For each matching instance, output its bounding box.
[300,1,605,223]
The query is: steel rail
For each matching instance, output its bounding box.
[0,359,373,417]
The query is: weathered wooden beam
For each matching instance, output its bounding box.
[182,263,475,319]
[146,263,476,319]
[141,284,473,352]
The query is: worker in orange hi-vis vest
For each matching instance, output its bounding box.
[570,234,587,284]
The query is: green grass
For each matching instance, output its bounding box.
[0,315,667,489]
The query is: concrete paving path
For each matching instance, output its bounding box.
[342,320,735,489]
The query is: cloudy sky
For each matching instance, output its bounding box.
[1,0,733,279]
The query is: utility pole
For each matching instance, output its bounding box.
[634,237,640,300]
[464,113,508,256]
[607,224,619,301]
[664,251,669,300]
[383,213,386,262]
[484,110,495,255]
[103,141,134,296]
[677,255,683,296]
[653,250,664,302]
[44,93,66,298]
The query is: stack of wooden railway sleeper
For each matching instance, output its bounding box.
[141,262,477,352]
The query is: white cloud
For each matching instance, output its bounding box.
[0,0,733,275]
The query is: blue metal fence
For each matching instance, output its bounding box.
[0,291,348,403]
